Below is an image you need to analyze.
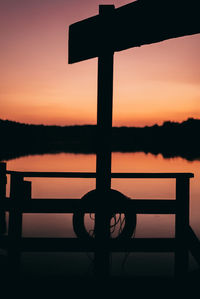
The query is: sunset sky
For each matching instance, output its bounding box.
[0,0,200,127]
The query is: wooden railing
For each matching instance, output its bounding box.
[0,161,199,280]
[0,166,194,215]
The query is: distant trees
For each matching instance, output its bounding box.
[0,118,200,161]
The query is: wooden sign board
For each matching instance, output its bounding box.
[68,0,200,64]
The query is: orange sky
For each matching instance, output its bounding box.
[0,0,199,127]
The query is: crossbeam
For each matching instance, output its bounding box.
[0,198,176,214]
[6,171,194,179]
[69,0,200,63]
[0,236,176,252]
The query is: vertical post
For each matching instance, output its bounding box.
[8,174,31,279]
[94,4,115,280]
[96,4,114,192]
[174,177,190,280]
[0,162,7,235]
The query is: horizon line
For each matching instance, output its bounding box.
[0,117,199,129]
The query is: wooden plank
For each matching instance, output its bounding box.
[6,171,96,178]
[111,173,194,179]
[6,171,194,179]
[69,0,200,63]
[0,198,176,214]
[0,236,176,252]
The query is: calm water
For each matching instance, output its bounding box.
[4,152,200,277]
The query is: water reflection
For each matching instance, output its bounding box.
[5,152,200,239]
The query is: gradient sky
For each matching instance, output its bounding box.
[0,0,199,127]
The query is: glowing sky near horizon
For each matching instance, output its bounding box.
[0,0,200,127]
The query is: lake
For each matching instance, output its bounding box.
[3,152,200,278]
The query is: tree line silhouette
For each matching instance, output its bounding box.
[0,118,200,161]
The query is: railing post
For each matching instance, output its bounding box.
[175,177,190,280]
[8,174,31,279]
[0,162,7,235]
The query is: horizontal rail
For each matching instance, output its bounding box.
[6,171,194,179]
[0,198,176,214]
[6,171,96,178]
[1,232,198,253]
[0,236,176,252]
[112,173,194,179]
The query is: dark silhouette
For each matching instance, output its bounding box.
[0,163,6,235]
[1,0,200,292]
[0,163,200,291]
[69,0,200,63]
[1,118,200,161]
[69,0,200,284]
[72,189,137,240]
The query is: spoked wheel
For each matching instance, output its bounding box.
[72,189,137,240]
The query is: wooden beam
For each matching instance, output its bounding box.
[174,177,190,279]
[94,6,116,279]
[0,199,176,214]
[68,0,200,63]
[6,171,194,179]
[187,226,200,267]
[0,236,176,252]
[0,162,7,235]
[8,174,24,278]
[6,171,96,178]
[111,173,194,179]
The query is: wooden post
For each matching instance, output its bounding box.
[96,4,114,192]
[8,174,31,279]
[187,226,200,267]
[174,177,190,280]
[94,5,115,280]
[0,162,7,235]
